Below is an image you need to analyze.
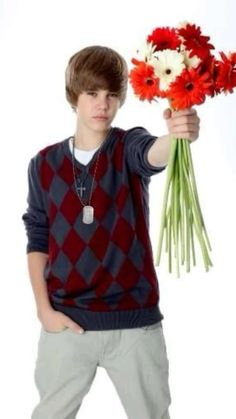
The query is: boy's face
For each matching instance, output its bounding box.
[76,89,121,133]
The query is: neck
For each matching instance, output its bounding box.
[74,126,111,151]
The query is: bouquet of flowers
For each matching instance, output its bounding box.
[129,22,236,276]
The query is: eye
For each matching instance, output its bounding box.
[109,92,119,98]
[86,91,97,97]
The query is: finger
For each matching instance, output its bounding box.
[163,108,172,119]
[170,113,199,122]
[169,124,200,136]
[170,117,200,127]
[64,317,85,333]
[169,123,199,132]
[174,132,198,141]
[171,133,198,141]
[171,108,197,118]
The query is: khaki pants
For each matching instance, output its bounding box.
[32,321,171,419]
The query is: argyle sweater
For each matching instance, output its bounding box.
[22,126,166,330]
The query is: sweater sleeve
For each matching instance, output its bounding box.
[124,126,167,177]
[22,155,49,254]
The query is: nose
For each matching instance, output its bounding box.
[97,94,109,110]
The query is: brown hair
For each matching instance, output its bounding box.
[65,45,128,111]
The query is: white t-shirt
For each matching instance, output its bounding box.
[69,138,100,165]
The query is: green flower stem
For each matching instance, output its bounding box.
[164,212,168,252]
[182,139,213,268]
[178,139,185,265]
[155,119,212,274]
[156,136,177,265]
[190,213,196,267]
[179,142,191,271]
[171,155,177,254]
[181,141,194,276]
[180,144,211,271]
[180,145,205,270]
[170,177,175,262]
[185,141,212,254]
[186,208,191,272]
[179,138,211,271]
[184,140,211,256]
[179,202,184,266]
[175,155,180,277]
[168,210,172,273]
[171,153,179,277]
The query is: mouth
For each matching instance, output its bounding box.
[93,116,109,120]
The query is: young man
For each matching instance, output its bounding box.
[22,45,200,419]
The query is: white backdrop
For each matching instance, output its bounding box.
[1,1,236,418]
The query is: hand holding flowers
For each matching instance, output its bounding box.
[163,108,200,144]
[129,22,236,276]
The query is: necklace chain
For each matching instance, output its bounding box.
[71,128,112,207]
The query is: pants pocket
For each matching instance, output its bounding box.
[41,326,70,335]
[140,321,162,331]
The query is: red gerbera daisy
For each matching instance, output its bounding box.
[197,56,221,97]
[167,67,212,110]
[230,52,236,65]
[131,57,142,66]
[147,27,181,51]
[215,51,236,93]
[178,24,214,61]
[129,62,160,102]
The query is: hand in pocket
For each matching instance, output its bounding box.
[38,307,84,334]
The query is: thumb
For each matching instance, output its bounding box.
[163,108,172,119]
[62,314,85,333]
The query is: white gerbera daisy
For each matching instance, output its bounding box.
[152,49,185,91]
[181,49,201,69]
[136,41,156,64]
[177,21,192,44]
[177,21,191,29]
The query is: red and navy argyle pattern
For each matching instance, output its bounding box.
[22,126,166,329]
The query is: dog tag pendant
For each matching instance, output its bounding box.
[82,205,94,224]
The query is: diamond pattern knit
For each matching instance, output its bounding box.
[22,126,166,330]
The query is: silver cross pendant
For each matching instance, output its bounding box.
[77,184,86,197]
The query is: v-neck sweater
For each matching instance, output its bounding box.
[22,126,166,330]
[69,138,100,165]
